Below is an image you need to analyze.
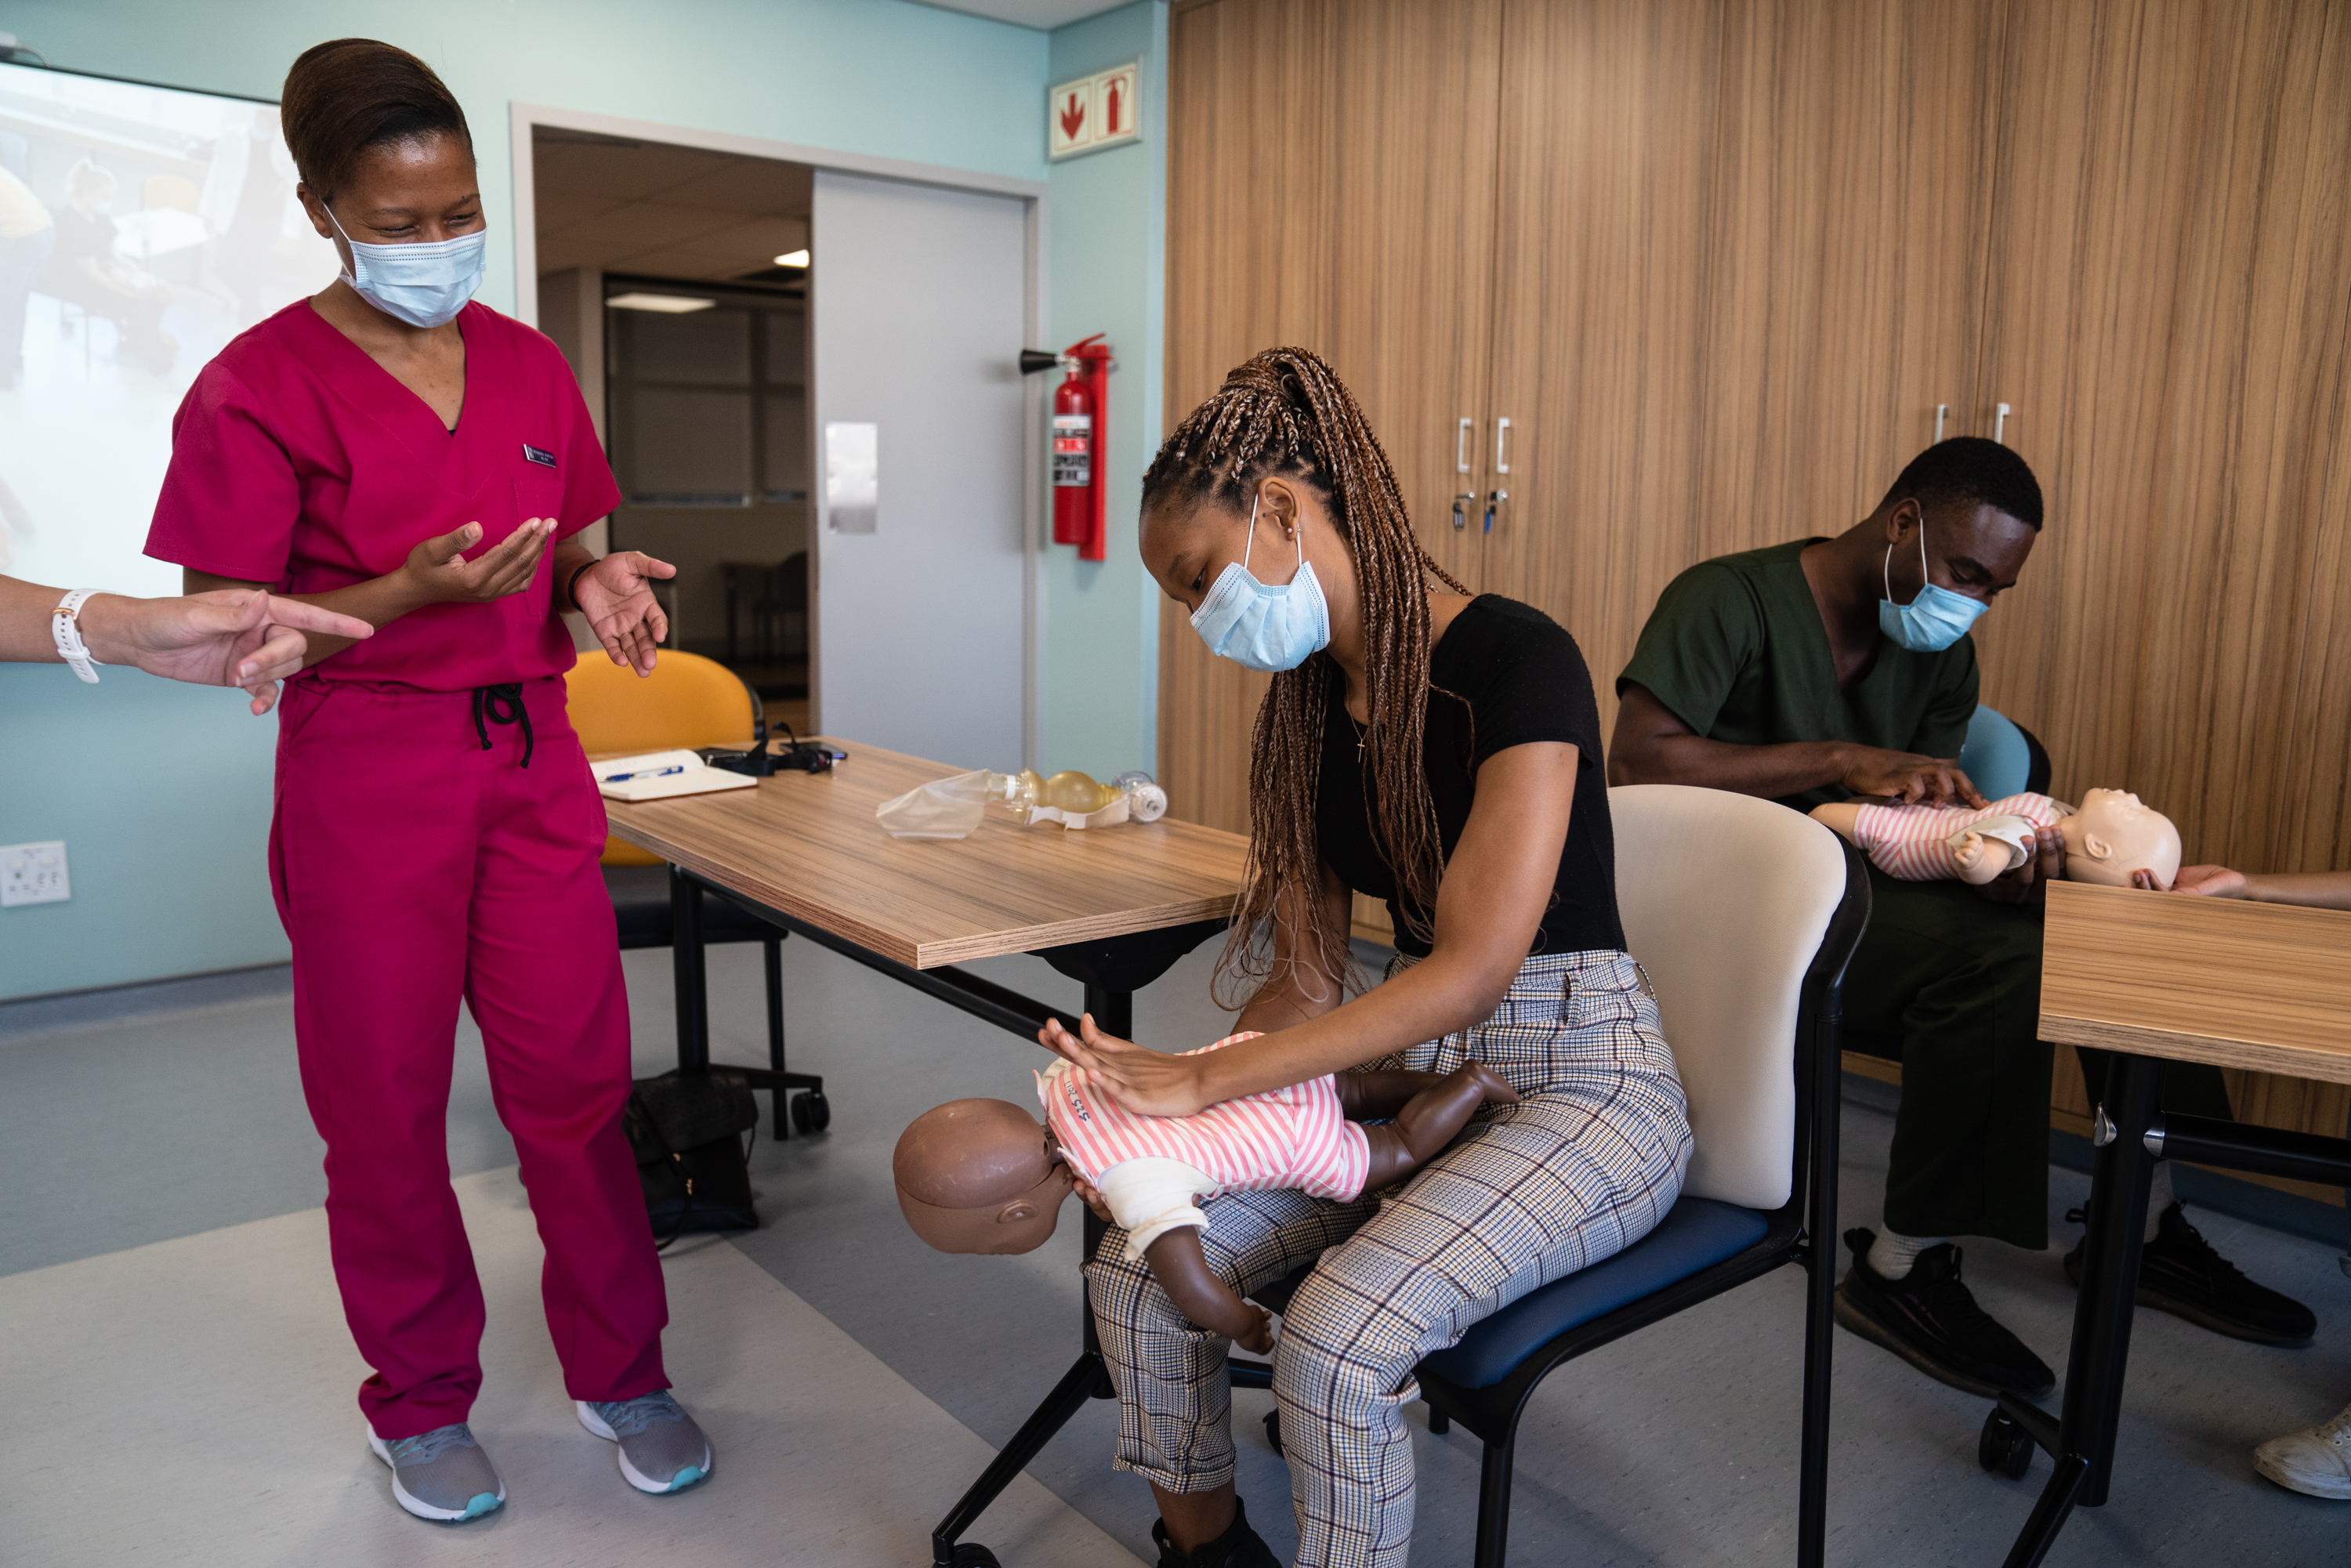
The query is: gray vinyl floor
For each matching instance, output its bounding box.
[5,937,2349,1566]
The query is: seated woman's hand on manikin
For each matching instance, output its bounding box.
[1039,1014,1216,1120]
[574,549,676,677]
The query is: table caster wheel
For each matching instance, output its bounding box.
[1979,1407,2033,1479]
[945,1544,1000,1567]
[1264,1409,1283,1458]
[792,1089,831,1134]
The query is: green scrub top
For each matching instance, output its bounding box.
[1617,538,1978,811]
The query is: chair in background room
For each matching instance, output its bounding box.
[1237,784,1869,1568]
[564,647,828,1137]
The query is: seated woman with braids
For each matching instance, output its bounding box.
[1037,347,1692,1568]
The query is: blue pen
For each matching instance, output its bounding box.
[603,763,686,784]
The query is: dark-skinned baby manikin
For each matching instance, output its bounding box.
[895,1037,1519,1353]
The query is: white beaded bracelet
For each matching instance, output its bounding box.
[51,589,103,683]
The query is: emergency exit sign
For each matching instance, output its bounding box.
[1049,61,1140,160]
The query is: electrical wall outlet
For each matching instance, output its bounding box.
[1,842,70,907]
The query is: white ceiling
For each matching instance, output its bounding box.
[906,0,1136,29]
[532,130,811,284]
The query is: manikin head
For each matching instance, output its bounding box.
[2061,788,2183,889]
[893,1099,1074,1255]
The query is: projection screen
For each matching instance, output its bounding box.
[0,61,342,593]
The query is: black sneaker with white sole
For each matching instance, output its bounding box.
[1834,1227,2056,1398]
[2063,1200,2317,1347]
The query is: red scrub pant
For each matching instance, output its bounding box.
[270,675,668,1439]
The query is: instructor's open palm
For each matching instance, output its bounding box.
[402,518,552,604]
[576,549,676,676]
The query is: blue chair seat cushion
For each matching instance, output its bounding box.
[1419,1197,1772,1389]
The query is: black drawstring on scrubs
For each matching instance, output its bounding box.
[472,683,534,768]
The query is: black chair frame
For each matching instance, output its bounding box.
[1229,837,1871,1568]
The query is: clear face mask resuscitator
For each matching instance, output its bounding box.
[324,201,487,330]
[1878,516,1987,653]
[1188,493,1332,672]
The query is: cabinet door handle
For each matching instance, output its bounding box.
[1484,489,1507,534]
[1452,492,1474,531]
[1456,418,1473,474]
[1935,404,1948,443]
[1494,416,1512,473]
[1994,403,2011,444]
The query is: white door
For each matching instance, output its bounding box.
[810,170,1030,768]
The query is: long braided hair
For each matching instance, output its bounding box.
[1143,348,1468,1007]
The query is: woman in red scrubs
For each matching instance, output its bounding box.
[145,40,709,1524]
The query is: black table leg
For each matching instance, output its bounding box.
[928,985,1131,1567]
[671,864,710,1074]
[2000,1051,2161,1568]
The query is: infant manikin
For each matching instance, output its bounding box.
[1810,787,2183,889]
[893,1036,1516,1352]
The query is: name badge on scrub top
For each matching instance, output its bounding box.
[523,443,557,468]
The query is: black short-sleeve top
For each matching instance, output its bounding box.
[1314,595,1624,960]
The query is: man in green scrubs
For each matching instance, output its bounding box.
[1610,437,2313,1400]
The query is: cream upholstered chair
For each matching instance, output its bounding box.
[1237,784,1868,1568]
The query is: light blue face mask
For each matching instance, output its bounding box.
[1189,494,1331,672]
[1878,517,1987,652]
[325,202,486,329]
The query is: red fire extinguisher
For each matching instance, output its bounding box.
[1031,333,1114,562]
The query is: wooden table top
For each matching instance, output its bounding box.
[2038,881,2351,1084]
[601,740,1249,970]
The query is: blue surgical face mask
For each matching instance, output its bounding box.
[1189,494,1331,672]
[324,202,486,329]
[1878,518,1987,652]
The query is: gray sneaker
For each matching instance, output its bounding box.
[367,1422,505,1523]
[577,1390,712,1494]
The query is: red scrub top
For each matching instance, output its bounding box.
[145,299,621,691]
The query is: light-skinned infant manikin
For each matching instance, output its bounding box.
[1809,787,2183,889]
[893,1035,1517,1353]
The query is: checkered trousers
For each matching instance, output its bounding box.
[1085,948,1692,1568]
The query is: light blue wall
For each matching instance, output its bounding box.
[0,0,1175,1000]
[0,666,291,994]
[1039,2,1166,782]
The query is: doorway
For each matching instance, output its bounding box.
[516,107,1046,767]
[531,128,815,730]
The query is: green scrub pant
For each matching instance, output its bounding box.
[1842,864,2232,1250]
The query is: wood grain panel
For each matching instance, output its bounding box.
[603,740,1248,969]
[2039,880,2351,1081]
[1160,0,1504,836]
[1972,0,2351,879]
[1481,0,2003,744]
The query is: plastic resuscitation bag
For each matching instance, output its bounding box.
[876,768,1168,840]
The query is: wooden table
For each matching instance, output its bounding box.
[1991,882,2351,1567]
[604,738,1248,1568]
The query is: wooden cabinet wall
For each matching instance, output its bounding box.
[1165,0,2351,1153]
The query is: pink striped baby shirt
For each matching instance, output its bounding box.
[1852,792,2068,880]
[1036,1033,1374,1204]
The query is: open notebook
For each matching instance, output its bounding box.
[594,749,762,803]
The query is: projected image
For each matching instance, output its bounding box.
[0,63,342,592]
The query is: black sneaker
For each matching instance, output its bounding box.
[2063,1201,2317,1346]
[1834,1228,2057,1398]
[1152,1495,1281,1568]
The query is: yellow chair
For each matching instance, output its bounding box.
[566,648,827,1138]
